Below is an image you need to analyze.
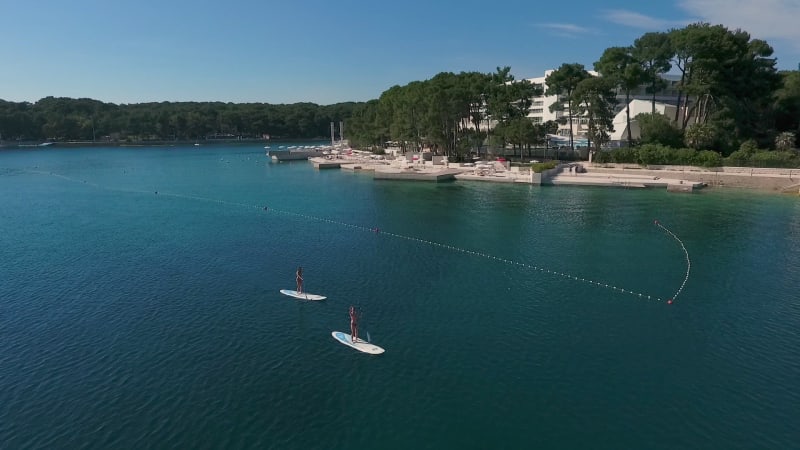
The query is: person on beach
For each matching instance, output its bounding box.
[349,305,359,343]
[295,266,303,294]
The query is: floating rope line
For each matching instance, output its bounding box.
[262,204,666,303]
[31,170,686,303]
[654,220,691,304]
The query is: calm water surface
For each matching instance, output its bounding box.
[1,145,798,449]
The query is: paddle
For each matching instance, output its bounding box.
[357,305,369,343]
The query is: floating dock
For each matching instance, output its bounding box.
[455,173,518,183]
[550,172,704,191]
[310,158,342,169]
[270,150,325,161]
[307,157,707,192]
[373,168,460,182]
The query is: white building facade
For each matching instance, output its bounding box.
[521,70,682,146]
[608,99,678,143]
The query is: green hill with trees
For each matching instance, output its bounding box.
[0,98,360,143]
[347,23,800,166]
[2,22,799,168]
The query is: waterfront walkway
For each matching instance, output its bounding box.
[550,165,704,192]
[306,154,799,193]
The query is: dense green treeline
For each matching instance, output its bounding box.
[0,97,361,142]
[346,68,559,159]
[594,142,800,168]
[3,22,800,162]
[348,22,800,162]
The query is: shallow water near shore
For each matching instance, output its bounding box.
[1,144,799,449]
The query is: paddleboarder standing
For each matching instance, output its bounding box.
[349,305,359,343]
[295,266,303,294]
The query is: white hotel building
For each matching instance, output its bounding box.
[521,70,683,146]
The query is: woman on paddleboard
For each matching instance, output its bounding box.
[296,266,303,294]
[349,305,359,343]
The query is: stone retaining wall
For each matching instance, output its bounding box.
[587,164,798,192]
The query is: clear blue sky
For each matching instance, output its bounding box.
[2,0,798,105]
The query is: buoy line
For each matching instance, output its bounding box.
[263,205,676,303]
[653,220,691,304]
[31,170,689,303]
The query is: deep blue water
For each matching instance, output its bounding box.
[1,144,799,449]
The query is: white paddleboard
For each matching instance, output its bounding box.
[279,289,326,301]
[331,331,385,354]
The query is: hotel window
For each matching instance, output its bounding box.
[531,108,544,114]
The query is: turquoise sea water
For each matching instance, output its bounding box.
[1,144,799,449]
